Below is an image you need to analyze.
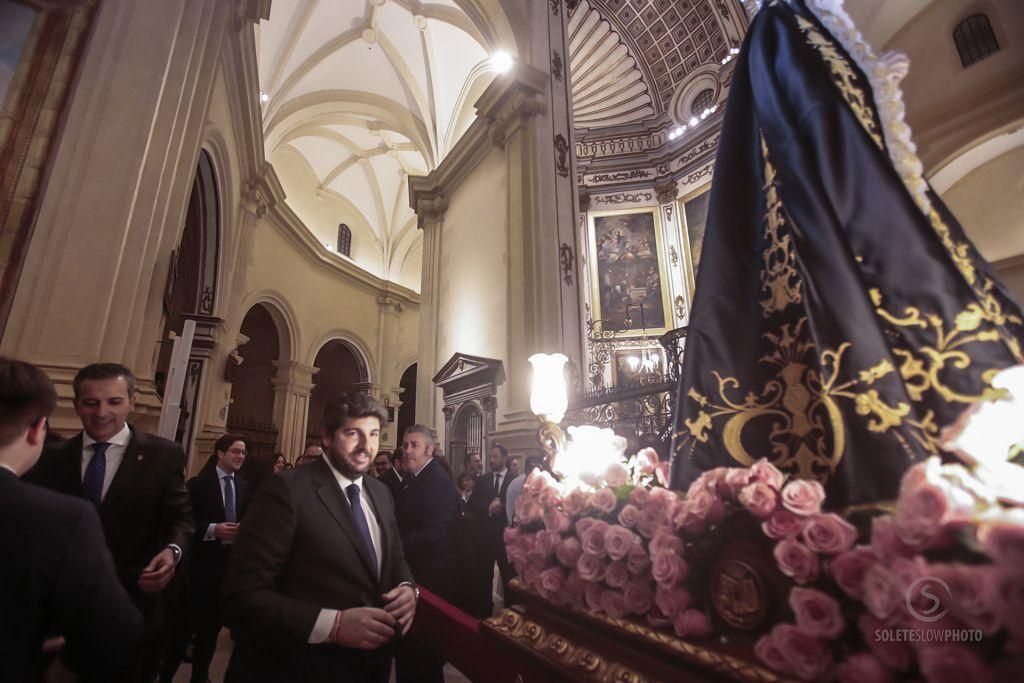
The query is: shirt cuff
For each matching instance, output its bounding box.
[308,609,339,644]
[168,544,183,565]
[204,523,217,541]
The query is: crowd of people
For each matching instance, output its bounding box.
[0,356,534,683]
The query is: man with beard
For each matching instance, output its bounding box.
[223,393,417,683]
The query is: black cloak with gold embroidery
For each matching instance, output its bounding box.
[669,0,1024,506]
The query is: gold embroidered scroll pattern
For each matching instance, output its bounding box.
[759,137,802,316]
[795,15,882,148]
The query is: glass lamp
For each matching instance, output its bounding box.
[529,353,569,467]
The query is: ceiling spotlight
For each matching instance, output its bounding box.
[669,132,677,140]
[325,242,333,250]
[490,51,514,73]
[689,116,699,126]
[259,90,269,103]
[675,126,684,135]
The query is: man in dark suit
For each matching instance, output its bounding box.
[161,433,251,683]
[223,393,417,683]
[0,357,142,682]
[25,362,193,681]
[394,425,458,683]
[378,446,406,498]
[466,442,514,617]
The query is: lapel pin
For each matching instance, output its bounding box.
[137,454,143,461]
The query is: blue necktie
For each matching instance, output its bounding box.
[224,475,237,523]
[82,442,109,506]
[346,483,378,575]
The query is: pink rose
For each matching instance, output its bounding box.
[859,615,911,672]
[862,564,901,620]
[576,517,605,537]
[789,587,844,639]
[592,487,618,514]
[629,486,650,507]
[626,543,651,575]
[636,507,662,539]
[724,468,753,497]
[651,550,687,588]
[516,500,544,525]
[623,579,654,615]
[773,538,819,585]
[673,508,707,537]
[762,509,803,539]
[543,508,571,534]
[605,525,639,561]
[563,488,593,516]
[771,623,833,681]
[739,482,779,519]
[978,519,1024,565]
[780,479,826,516]
[605,560,630,588]
[930,563,999,634]
[802,513,858,554]
[617,504,640,528]
[584,582,603,612]
[686,489,723,522]
[554,537,583,568]
[576,553,606,582]
[918,644,993,683]
[649,531,684,556]
[503,526,520,545]
[830,546,878,599]
[532,529,559,559]
[539,566,564,594]
[754,634,791,674]
[604,462,629,488]
[836,653,893,683]
[600,589,627,619]
[870,515,913,558]
[985,567,1024,637]
[673,609,712,638]
[537,485,560,509]
[750,458,786,490]
[580,520,609,557]
[636,447,659,475]
[654,585,691,618]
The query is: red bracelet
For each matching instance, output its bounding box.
[329,610,345,643]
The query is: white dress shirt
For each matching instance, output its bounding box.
[309,454,384,643]
[203,465,241,543]
[81,424,131,501]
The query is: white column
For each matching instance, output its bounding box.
[272,361,318,460]
[414,195,446,426]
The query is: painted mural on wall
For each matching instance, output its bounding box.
[0,1,36,111]
[589,208,671,335]
[680,185,711,298]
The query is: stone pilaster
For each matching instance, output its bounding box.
[271,360,318,462]
[413,193,446,426]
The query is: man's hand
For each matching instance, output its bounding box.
[138,548,176,593]
[488,497,503,516]
[329,607,397,649]
[214,522,240,541]
[382,584,417,635]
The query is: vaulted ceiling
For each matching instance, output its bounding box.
[257,0,503,291]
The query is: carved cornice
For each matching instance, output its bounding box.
[655,180,678,205]
[377,294,404,314]
[476,63,548,149]
[241,162,284,218]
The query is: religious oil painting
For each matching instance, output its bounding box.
[589,207,671,336]
[679,183,711,299]
[0,1,37,111]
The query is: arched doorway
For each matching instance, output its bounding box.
[155,150,219,454]
[397,363,417,442]
[306,340,367,441]
[226,304,280,460]
[449,402,482,477]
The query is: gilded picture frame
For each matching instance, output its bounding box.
[611,348,664,387]
[588,206,672,337]
[677,183,711,302]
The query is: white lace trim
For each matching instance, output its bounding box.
[803,0,932,217]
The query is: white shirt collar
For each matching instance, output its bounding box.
[216,465,237,480]
[493,468,508,478]
[321,453,364,493]
[411,457,433,478]
[0,463,17,476]
[82,423,131,448]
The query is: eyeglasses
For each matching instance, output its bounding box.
[228,447,248,455]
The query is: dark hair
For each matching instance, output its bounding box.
[273,452,286,463]
[457,472,473,485]
[391,447,403,463]
[0,358,57,447]
[321,393,388,435]
[214,433,245,455]
[73,363,137,398]
[525,455,544,473]
[463,451,481,466]
[490,442,508,459]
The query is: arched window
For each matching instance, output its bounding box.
[953,14,999,68]
[336,223,352,256]
[691,89,715,117]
